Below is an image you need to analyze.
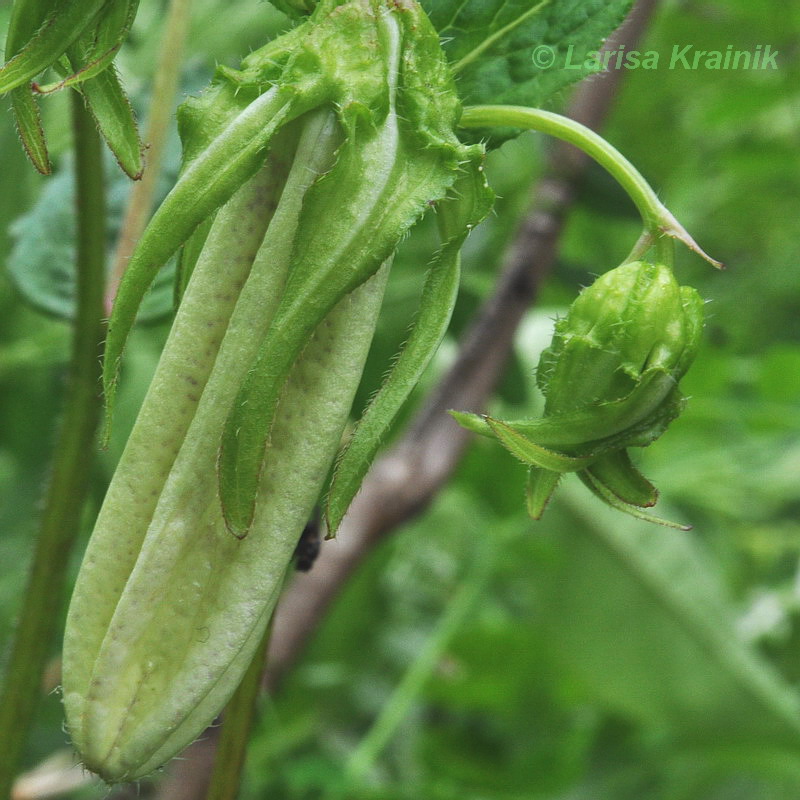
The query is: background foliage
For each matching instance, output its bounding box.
[1,0,800,797]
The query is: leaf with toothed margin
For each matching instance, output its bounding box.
[265,0,634,127]
[421,0,634,145]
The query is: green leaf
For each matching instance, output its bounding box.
[421,0,633,143]
[537,484,800,748]
[6,156,175,323]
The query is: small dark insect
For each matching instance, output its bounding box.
[293,514,321,572]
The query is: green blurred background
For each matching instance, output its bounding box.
[1,0,800,797]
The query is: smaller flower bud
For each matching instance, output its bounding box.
[537,260,702,424]
[451,259,704,528]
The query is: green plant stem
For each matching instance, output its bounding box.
[343,535,497,786]
[460,105,721,268]
[0,91,106,796]
[206,621,274,800]
[105,0,194,313]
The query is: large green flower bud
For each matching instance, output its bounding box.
[452,260,704,525]
[62,0,490,783]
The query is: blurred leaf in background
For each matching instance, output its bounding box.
[1,0,800,797]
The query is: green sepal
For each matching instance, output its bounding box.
[217,0,478,538]
[448,409,493,437]
[4,0,53,172]
[526,467,560,520]
[0,0,106,93]
[270,0,316,18]
[77,65,144,180]
[104,0,461,442]
[34,0,140,94]
[584,449,658,508]
[10,87,51,174]
[218,112,460,537]
[325,158,492,537]
[485,418,595,472]
[578,470,690,531]
[452,369,683,452]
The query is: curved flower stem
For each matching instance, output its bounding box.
[460,105,721,268]
[0,91,106,797]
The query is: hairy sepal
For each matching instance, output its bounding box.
[0,0,105,93]
[76,64,144,180]
[33,0,140,94]
[325,158,492,536]
[4,0,53,172]
[218,1,481,537]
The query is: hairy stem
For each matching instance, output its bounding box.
[0,91,106,796]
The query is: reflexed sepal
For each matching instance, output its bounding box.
[526,468,560,520]
[217,0,486,538]
[325,160,493,537]
[0,0,142,174]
